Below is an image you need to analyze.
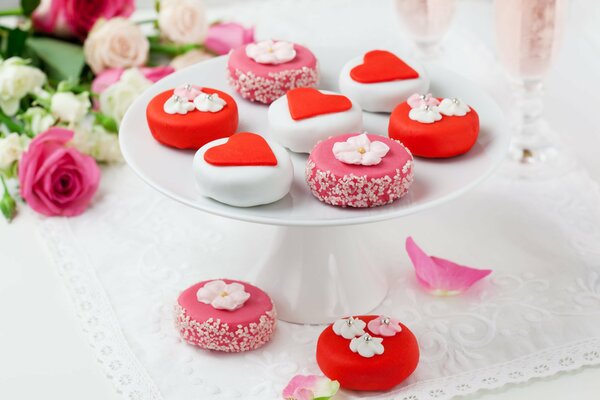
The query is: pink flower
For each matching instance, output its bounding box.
[407,93,440,109]
[173,84,202,101]
[19,128,101,217]
[282,375,339,400]
[196,280,250,311]
[205,22,255,55]
[91,66,175,95]
[406,237,492,296]
[32,0,134,40]
[367,316,402,337]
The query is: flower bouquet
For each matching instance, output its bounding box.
[0,0,253,222]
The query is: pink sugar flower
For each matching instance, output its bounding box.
[406,237,492,296]
[282,375,339,400]
[205,22,255,55]
[173,84,203,101]
[407,93,440,109]
[19,128,101,217]
[367,316,402,337]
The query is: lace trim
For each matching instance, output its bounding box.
[40,218,163,400]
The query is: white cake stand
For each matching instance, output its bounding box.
[120,48,509,324]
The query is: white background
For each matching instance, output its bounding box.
[1,0,600,399]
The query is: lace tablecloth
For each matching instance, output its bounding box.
[40,162,600,400]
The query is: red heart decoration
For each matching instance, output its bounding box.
[350,50,419,83]
[204,132,278,166]
[287,87,352,121]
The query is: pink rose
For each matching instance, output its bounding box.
[91,66,175,94]
[32,0,134,40]
[19,128,101,217]
[205,22,255,55]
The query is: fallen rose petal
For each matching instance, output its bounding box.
[405,236,492,296]
[282,374,339,400]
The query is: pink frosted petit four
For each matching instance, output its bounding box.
[227,39,319,104]
[175,279,276,352]
[306,133,414,208]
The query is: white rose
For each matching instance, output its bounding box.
[51,92,91,124]
[21,107,56,135]
[0,133,30,170]
[71,124,122,164]
[158,0,208,44]
[83,18,149,74]
[99,69,152,123]
[0,58,46,116]
[170,49,213,70]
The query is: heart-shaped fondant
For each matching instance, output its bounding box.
[350,50,419,84]
[287,87,352,120]
[204,132,277,166]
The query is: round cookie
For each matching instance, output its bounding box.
[146,85,238,150]
[316,315,420,391]
[227,39,319,104]
[388,96,479,158]
[175,279,276,352]
[268,87,363,153]
[306,133,414,208]
[338,50,429,113]
[193,132,293,207]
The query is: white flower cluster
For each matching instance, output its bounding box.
[0,58,46,116]
[100,69,152,124]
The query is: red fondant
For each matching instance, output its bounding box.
[350,50,419,83]
[286,88,352,120]
[316,315,420,391]
[204,132,277,166]
[146,88,238,150]
[388,100,480,158]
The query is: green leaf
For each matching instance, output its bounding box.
[0,109,25,134]
[4,27,29,58]
[25,37,85,82]
[21,0,40,16]
[0,175,17,223]
[94,112,119,134]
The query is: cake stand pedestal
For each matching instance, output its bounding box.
[119,51,509,324]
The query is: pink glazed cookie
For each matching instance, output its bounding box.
[306,133,414,208]
[175,279,276,352]
[227,39,319,104]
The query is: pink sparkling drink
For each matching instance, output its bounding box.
[394,0,456,47]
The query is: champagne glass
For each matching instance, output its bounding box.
[495,0,573,175]
[394,0,457,60]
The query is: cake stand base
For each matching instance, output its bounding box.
[246,222,390,324]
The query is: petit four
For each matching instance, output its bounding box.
[193,132,293,207]
[388,94,479,158]
[175,279,276,352]
[338,50,429,112]
[146,84,238,149]
[227,39,319,104]
[316,315,419,391]
[306,133,414,208]
[267,87,363,153]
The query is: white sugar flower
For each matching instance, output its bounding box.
[196,280,251,311]
[194,92,226,113]
[332,316,366,339]
[350,333,384,358]
[332,133,390,166]
[163,95,195,115]
[0,58,46,116]
[408,104,442,124]
[246,40,296,65]
[0,133,30,170]
[438,97,471,117]
[51,92,91,124]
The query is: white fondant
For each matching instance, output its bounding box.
[163,95,195,115]
[193,137,294,207]
[267,90,363,153]
[408,104,442,123]
[349,333,385,358]
[194,92,227,113]
[245,40,296,65]
[196,280,250,311]
[438,97,471,116]
[332,133,390,166]
[338,53,429,113]
[332,316,366,339]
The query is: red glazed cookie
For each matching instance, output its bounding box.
[388,97,479,158]
[146,86,238,150]
[316,315,419,391]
